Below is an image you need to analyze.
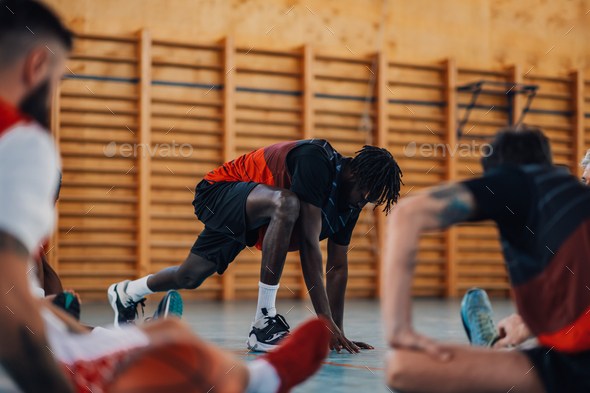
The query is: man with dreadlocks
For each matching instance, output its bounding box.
[108,139,402,353]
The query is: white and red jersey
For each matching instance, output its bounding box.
[0,98,150,393]
[0,97,60,254]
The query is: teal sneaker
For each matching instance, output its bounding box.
[52,292,80,321]
[460,288,500,347]
[153,290,183,320]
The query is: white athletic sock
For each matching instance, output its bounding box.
[125,275,155,302]
[254,281,279,321]
[246,359,281,393]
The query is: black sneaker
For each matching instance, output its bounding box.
[246,308,290,352]
[107,280,145,328]
[52,292,80,321]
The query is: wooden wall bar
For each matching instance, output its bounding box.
[375,51,388,299]
[222,36,236,301]
[138,29,152,279]
[443,58,458,298]
[52,31,590,300]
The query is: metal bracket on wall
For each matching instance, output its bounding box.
[456,80,539,139]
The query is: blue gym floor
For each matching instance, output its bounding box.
[81,298,516,393]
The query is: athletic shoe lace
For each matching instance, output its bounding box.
[122,298,146,323]
[264,313,291,338]
[474,312,499,346]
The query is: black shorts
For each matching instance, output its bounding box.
[522,346,590,393]
[190,180,268,274]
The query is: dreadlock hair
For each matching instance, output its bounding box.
[350,145,403,215]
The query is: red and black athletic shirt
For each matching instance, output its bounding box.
[462,164,590,353]
[204,139,361,250]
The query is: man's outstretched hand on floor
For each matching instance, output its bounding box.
[327,319,362,354]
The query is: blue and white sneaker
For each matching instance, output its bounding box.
[153,290,183,320]
[460,288,500,347]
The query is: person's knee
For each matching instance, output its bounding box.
[176,260,216,290]
[271,190,300,223]
[177,272,208,289]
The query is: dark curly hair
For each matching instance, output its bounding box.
[350,145,403,214]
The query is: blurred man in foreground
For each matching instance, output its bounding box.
[0,0,75,390]
[383,127,590,393]
[460,148,590,351]
[0,1,330,393]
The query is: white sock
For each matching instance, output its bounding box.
[125,275,155,302]
[255,281,279,321]
[246,359,281,393]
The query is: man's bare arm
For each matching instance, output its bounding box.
[0,231,74,393]
[326,240,373,350]
[297,202,359,353]
[326,240,348,331]
[382,183,477,356]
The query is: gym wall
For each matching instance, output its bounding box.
[45,0,590,300]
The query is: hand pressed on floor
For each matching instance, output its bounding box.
[327,319,361,354]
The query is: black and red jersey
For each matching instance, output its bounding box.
[463,165,590,353]
[204,139,361,250]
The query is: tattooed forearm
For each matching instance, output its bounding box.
[0,231,28,258]
[0,326,73,393]
[429,184,474,227]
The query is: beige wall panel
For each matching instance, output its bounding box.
[152,67,221,85]
[151,45,222,65]
[73,38,137,55]
[48,0,590,76]
[66,60,137,78]
[235,53,301,72]
[236,73,301,91]
[237,108,301,124]
[236,92,301,108]
[151,85,223,102]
